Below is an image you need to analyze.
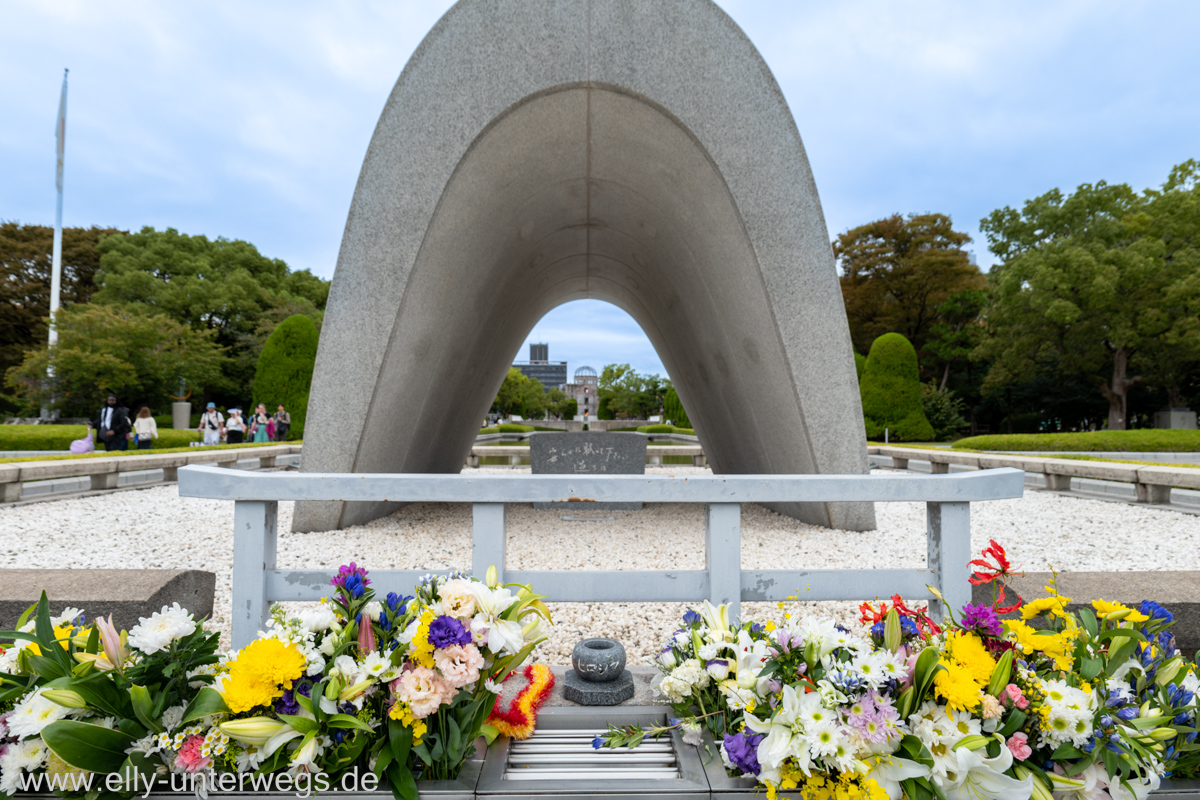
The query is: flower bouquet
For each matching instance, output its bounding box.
[603,542,1200,800]
[0,563,551,800]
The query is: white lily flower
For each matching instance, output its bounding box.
[264,726,305,757]
[744,685,817,782]
[700,601,734,642]
[468,583,525,654]
[864,753,931,800]
[943,738,1031,800]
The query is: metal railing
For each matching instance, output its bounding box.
[177,465,1025,648]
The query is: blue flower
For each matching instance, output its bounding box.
[1116,707,1138,721]
[1141,600,1174,624]
[682,609,701,626]
[591,737,603,750]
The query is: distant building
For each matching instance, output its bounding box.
[563,365,598,418]
[512,343,566,390]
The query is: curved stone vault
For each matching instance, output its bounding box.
[295,0,875,532]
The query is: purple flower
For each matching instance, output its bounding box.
[274,679,313,716]
[722,729,764,776]
[959,604,1003,637]
[427,615,472,649]
[331,563,371,589]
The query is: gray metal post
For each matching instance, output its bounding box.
[472,503,506,583]
[706,503,741,621]
[926,501,971,621]
[231,500,278,649]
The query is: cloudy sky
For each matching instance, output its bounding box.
[3,1,1197,379]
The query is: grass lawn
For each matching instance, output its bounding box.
[951,430,1200,452]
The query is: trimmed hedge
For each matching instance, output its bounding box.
[0,425,200,451]
[0,441,289,465]
[854,352,867,382]
[663,387,692,429]
[859,333,935,442]
[951,430,1200,452]
[636,424,696,435]
[252,315,318,440]
[478,423,536,435]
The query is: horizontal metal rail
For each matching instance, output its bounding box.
[177,465,1024,648]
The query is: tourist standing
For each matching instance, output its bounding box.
[249,404,273,443]
[226,408,246,444]
[273,404,291,441]
[132,407,158,450]
[93,394,130,451]
[198,402,224,446]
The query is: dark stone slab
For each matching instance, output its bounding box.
[545,666,660,706]
[0,569,216,632]
[530,433,646,510]
[973,572,1200,652]
[562,669,636,705]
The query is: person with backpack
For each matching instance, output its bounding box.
[273,404,291,441]
[198,402,224,446]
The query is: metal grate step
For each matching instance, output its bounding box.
[503,728,680,781]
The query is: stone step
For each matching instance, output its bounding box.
[0,569,215,632]
[973,571,1200,652]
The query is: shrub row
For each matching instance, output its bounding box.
[0,425,202,451]
[952,429,1200,452]
[636,424,696,435]
[0,441,289,465]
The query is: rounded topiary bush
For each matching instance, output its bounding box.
[860,333,934,442]
[663,386,692,429]
[854,352,867,382]
[251,315,319,440]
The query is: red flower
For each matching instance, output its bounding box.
[968,540,1023,614]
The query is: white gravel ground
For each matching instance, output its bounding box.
[2,466,1195,664]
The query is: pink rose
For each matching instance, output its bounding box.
[397,666,453,718]
[1004,683,1029,709]
[1005,732,1032,761]
[175,734,211,773]
[434,644,485,689]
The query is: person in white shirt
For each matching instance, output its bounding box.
[92,394,130,451]
[226,408,247,444]
[132,407,159,450]
[197,402,224,446]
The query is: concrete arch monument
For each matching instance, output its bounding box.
[296,0,876,532]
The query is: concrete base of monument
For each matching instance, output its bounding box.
[533,500,642,510]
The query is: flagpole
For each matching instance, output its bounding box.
[44,68,67,419]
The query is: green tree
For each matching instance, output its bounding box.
[5,304,227,416]
[859,333,935,441]
[836,213,984,358]
[251,314,319,439]
[598,363,669,419]
[0,222,126,409]
[491,368,546,417]
[1129,160,1200,408]
[977,167,1198,430]
[924,289,988,390]
[93,227,329,401]
[920,381,968,440]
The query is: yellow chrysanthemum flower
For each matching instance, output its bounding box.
[389,701,427,744]
[934,658,982,712]
[1092,600,1149,623]
[233,638,306,687]
[946,631,997,686]
[221,674,279,713]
